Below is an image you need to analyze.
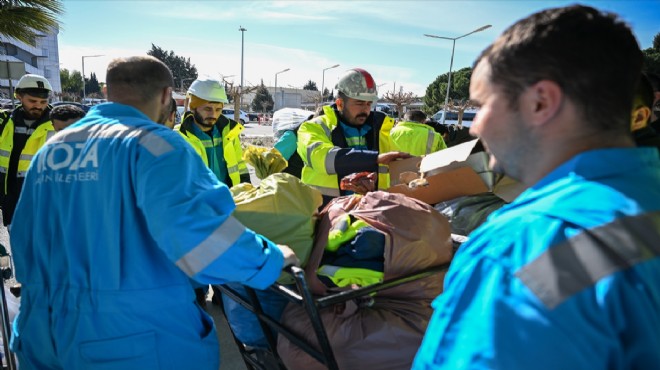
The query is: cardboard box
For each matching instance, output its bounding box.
[388,139,526,204]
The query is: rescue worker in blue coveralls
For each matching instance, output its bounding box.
[297,68,410,206]
[175,78,251,305]
[9,56,299,370]
[414,5,660,369]
[0,74,55,227]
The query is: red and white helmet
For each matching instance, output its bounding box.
[335,68,378,102]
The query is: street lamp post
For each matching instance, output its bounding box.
[82,54,104,103]
[274,68,290,110]
[424,25,491,124]
[238,26,246,101]
[320,64,339,107]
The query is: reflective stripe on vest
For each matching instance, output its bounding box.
[516,211,660,309]
[177,124,243,185]
[426,130,435,154]
[301,111,394,193]
[345,136,367,148]
[14,127,35,135]
[176,215,246,277]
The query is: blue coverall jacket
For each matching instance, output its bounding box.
[414,148,660,369]
[9,103,284,370]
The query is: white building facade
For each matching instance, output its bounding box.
[0,27,61,100]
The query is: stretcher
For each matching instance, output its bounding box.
[216,262,451,370]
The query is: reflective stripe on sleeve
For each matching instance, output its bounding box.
[378,165,389,174]
[227,164,239,174]
[176,215,247,277]
[311,184,341,197]
[138,131,174,157]
[325,148,340,174]
[0,150,9,158]
[306,142,323,169]
[515,211,660,309]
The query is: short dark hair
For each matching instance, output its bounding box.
[403,110,426,123]
[475,5,642,132]
[106,56,174,104]
[634,74,654,110]
[15,88,50,99]
[50,104,86,122]
[425,119,449,135]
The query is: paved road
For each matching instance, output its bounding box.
[243,121,275,137]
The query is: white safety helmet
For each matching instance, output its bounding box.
[15,74,52,95]
[335,68,378,102]
[187,78,228,103]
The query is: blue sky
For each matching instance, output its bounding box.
[58,0,660,97]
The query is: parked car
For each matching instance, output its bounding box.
[51,101,91,113]
[431,110,478,127]
[222,108,250,125]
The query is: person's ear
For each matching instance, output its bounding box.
[161,87,172,106]
[631,106,651,131]
[520,80,562,128]
[335,97,343,111]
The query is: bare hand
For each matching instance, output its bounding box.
[277,244,300,268]
[377,151,413,165]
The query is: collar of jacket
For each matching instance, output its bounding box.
[328,103,387,132]
[11,104,53,127]
[179,111,244,140]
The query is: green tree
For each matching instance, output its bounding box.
[303,80,318,91]
[85,72,101,95]
[147,44,198,90]
[60,68,83,96]
[643,31,660,76]
[0,0,63,46]
[423,67,472,115]
[251,80,274,112]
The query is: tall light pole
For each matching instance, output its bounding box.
[320,63,339,107]
[82,54,103,103]
[274,68,290,110]
[424,25,491,124]
[238,26,246,101]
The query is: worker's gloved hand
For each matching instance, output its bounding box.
[377,151,413,165]
[277,244,300,268]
